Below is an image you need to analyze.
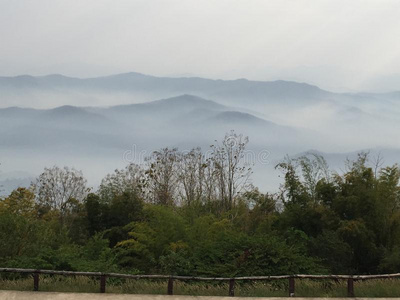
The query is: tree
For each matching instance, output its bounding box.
[32,166,90,219]
[378,165,400,214]
[296,153,330,203]
[276,153,330,207]
[99,163,145,203]
[244,189,277,233]
[177,147,207,206]
[0,213,51,262]
[116,205,186,272]
[108,191,144,227]
[210,131,252,211]
[85,193,105,236]
[275,155,309,207]
[0,187,36,218]
[145,148,179,206]
[85,191,144,239]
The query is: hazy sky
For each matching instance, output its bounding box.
[1,0,400,91]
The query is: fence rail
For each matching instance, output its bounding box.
[1,268,400,297]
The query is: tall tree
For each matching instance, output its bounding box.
[99,163,145,203]
[177,147,207,205]
[0,187,36,218]
[210,131,252,211]
[145,148,179,206]
[32,166,90,218]
[276,153,330,207]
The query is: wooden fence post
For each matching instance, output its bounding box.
[100,274,106,293]
[289,276,295,297]
[229,278,235,297]
[167,277,174,295]
[33,272,39,291]
[347,278,354,297]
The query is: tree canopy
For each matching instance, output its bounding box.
[1,134,400,276]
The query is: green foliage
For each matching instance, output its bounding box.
[115,205,186,272]
[2,150,400,280]
[379,246,400,273]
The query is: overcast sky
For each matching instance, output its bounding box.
[1,0,400,91]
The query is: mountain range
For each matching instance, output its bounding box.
[1,72,400,194]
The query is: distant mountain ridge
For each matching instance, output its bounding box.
[109,94,226,114]
[1,72,400,192]
[0,94,304,150]
[2,71,400,104]
[0,72,327,95]
[0,72,333,109]
[2,72,400,115]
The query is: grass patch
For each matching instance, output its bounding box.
[1,275,400,297]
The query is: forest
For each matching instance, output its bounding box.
[1,131,400,277]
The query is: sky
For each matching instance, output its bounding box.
[1,0,400,92]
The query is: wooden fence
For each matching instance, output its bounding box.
[1,268,400,297]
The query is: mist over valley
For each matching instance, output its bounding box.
[1,72,399,195]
